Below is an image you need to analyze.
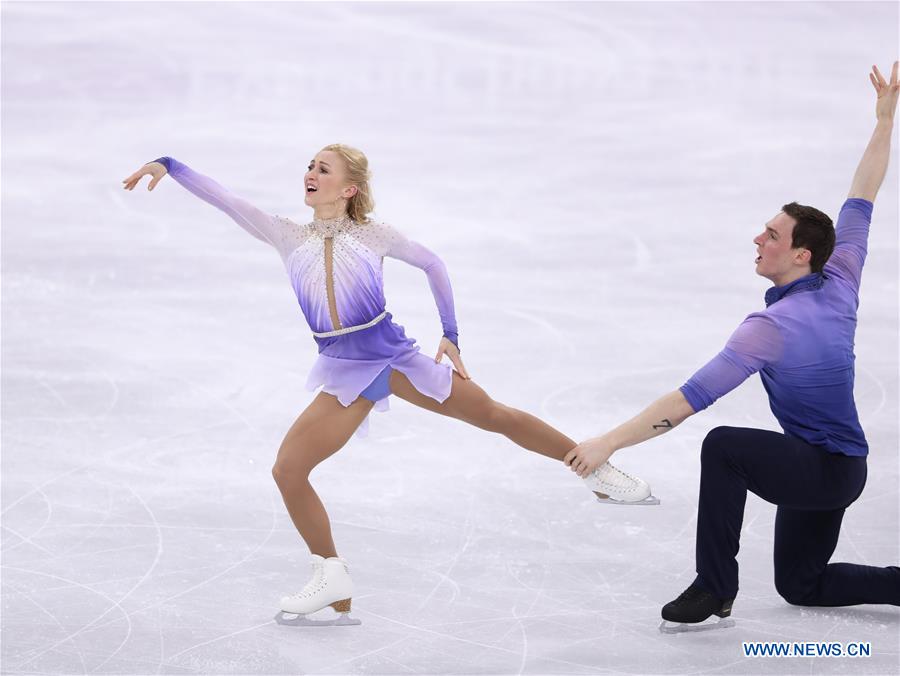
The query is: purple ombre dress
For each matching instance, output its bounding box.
[153,157,458,435]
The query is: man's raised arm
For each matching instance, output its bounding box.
[848,61,899,202]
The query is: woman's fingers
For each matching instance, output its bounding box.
[451,352,471,379]
[446,349,459,370]
[891,60,898,86]
[873,64,887,88]
[436,340,470,379]
[122,167,151,190]
[870,72,880,93]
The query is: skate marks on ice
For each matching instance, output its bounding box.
[4,0,900,674]
[659,617,736,634]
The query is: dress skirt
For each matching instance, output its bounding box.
[304,312,453,436]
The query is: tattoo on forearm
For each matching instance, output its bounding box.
[652,419,673,431]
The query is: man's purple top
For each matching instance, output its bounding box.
[680,199,873,457]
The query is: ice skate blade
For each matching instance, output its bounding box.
[274,611,361,627]
[658,617,735,634]
[594,494,660,506]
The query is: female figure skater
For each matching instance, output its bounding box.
[122,145,656,626]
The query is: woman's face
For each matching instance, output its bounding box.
[304,150,357,210]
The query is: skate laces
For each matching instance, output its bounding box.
[290,560,326,599]
[671,585,711,607]
[595,462,640,489]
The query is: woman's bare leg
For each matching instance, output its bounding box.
[389,370,575,462]
[271,392,374,557]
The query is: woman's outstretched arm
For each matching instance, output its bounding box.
[123,157,282,249]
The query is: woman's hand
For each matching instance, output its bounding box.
[435,337,470,379]
[122,161,167,191]
[564,436,616,477]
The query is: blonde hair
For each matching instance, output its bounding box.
[321,143,374,223]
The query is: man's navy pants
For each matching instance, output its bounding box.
[693,426,899,606]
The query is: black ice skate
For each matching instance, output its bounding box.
[658,584,735,634]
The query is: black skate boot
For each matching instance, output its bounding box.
[659,584,735,634]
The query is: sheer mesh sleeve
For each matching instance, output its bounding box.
[376,223,459,348]
[153,156,297,258]
[824,198,872,292]
[679,314,783,413]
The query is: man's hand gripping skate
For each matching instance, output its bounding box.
[566,436,659,506]
[565,436,615,477]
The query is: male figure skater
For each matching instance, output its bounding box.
[565,62,900,626]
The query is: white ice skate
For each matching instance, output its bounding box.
[584,462,660,505]
[274,554,361,627]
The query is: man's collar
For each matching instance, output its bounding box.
[765,272,825,307]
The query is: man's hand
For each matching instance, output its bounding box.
[849,61,899,201]
[870,61,899,122]
[564,436,616,478]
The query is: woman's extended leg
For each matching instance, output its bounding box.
[389,370,574,461]
[271,392,374,557]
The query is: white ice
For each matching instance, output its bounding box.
[2,2,898,674]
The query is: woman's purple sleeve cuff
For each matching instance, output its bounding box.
[443,332,459,351]
[151,156,172,172]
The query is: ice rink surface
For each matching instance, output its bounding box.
[2,1,898,674]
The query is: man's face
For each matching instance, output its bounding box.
[753,212,811,284]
